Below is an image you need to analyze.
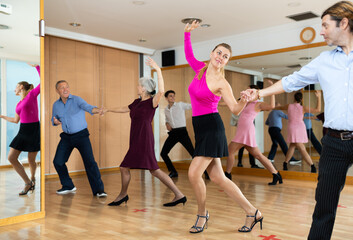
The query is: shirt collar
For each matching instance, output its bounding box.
[58,94,73,102]
[167,102,176,109]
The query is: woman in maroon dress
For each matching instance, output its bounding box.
[104,57,186,207]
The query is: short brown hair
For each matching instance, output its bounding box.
[322,1,353,33]
[55,80,68,89]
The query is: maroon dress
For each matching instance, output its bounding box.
[120,98,159,170]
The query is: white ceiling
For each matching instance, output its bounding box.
[44,0,338,50]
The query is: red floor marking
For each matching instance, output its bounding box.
[338,205,347,208]
[133,208,147,212]
[258,235,281,240]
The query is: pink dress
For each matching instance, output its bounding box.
[287,103,308,143]
[232,101,258,147]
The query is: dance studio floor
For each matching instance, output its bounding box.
[1,167,353,240]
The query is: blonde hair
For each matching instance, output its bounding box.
[18,81,34,98]
[197,43,232,80]
[322,1,353,33]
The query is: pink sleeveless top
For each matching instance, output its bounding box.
[15,66,40,123]
[184,32,221,116]
[232,101,258,147]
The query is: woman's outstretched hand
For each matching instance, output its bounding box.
[184,20,200,32]
[146,57,160,70]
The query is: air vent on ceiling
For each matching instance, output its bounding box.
[286,11,319,21]
[287,64,302,68]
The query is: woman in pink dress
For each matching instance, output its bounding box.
[276,91,321,173]
[102,58,186,207]
[0,64,40,195]
[225,82,283,185]
[185,21,262,234]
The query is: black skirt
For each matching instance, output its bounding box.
[192,113,228,158]
[10,122,40,152]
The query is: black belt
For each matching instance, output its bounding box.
[327,129,353,140]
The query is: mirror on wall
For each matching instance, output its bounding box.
[0,0,41,220]
[226,45,335,173]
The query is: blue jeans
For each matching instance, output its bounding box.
[307,128,322,155]
[53,128,104,195]
[268,127,296,161]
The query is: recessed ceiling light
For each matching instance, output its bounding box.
[138,38,147,42]
[69,22,81,27]
[288,2,300,7]
[201,24,211,28]
[261,67,266,70]
[132,1,145,5]
[181,18,202,24]
[235,61,241,65]
[0,24,10,30]
[299,56,312,60]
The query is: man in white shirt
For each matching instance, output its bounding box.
[161,90,209,179]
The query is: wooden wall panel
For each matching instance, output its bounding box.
[45,36,138,174]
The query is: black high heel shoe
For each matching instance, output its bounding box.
[238,209,263,232]
[19,181,35,196]
[268,172,283,185]
[163,196,187,207]
[189,211,209,234]
[108,195,129,206]
[283,162,288,171]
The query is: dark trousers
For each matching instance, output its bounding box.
[237,147,255,166]
[268,127,296,161]
[308,133,353,240]
[307,128,322,155]
[160,127,194,173]
[53,128,104,195]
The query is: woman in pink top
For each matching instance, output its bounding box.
[185,21,263,234]
[225,82,283,185]
[0,64,40,195]
[276,91,321,173]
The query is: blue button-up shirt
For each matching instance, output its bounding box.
[265,110,288,129]
[51,94,96,134]
[282,46,353,131]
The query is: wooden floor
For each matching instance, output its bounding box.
[1,169,353,240]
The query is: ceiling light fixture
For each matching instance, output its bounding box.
[132,1,145,5]
[201,24,211,28]
[299,56,312,60]
[181,18,202,24]
[138,38,147,42]
[0,24,10,30]
[69,22,81,27]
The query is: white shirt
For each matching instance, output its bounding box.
[164,102,192,129]
[282,46,353,131]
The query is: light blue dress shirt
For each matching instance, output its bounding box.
[265,110,288,129]
[282,46,353,131]
[51,94,96,134]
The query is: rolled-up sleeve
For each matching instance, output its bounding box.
[76,96,96,115]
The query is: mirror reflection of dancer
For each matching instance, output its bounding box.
[225,82,283,185]
[185,21,263,234]
[161,90,209,179]
[276,91,321,173]
[244,3,353,238]
[0,64,40,195]
[303,113,322,155]
[52,80,106,197]
[104,58,186,207]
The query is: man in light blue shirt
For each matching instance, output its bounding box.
[52,80,106,197]
[265,102,299,163]
[249,2,353,239]
[303,113,322,155]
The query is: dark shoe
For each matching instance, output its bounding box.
[168,171,178,178]
[311,164,317,173]
[237,162,243,167]
[283,162,288,171]
[238,209,263,232]
[251,165,263,169]
[56,186,76,195]
[163,196,187,207]
[268,172,283,185]
[19,181,35,196]
[204,171,210,180]
[224,171,232,180]
[96,191,108,197]
[189,211,209,234]
[108,195,129,206]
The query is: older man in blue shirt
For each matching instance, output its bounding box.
[247,2,353,239]
[52,80,106,197]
